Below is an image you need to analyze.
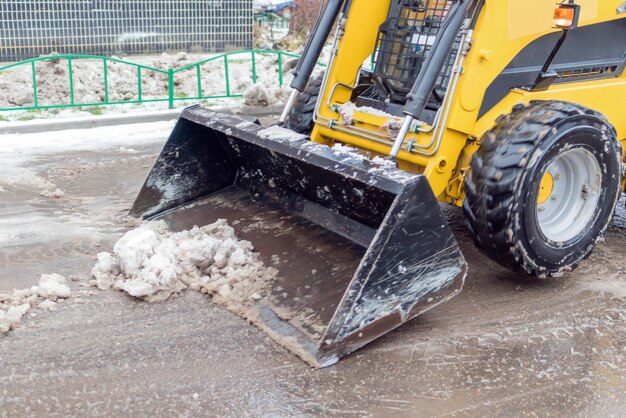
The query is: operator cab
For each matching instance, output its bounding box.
[351,0,459,124]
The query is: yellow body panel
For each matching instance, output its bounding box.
[308,0,626,205]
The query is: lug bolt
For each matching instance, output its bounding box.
[551,194,558,200]
[538,206,545,212]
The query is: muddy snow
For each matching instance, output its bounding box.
[0,119,625,415]
[91,220,277,311]
[0,274,70,334]
[0,169,65,199]
[0,121,174,213]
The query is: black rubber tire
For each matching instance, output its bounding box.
[463,100,623,278]
[284,72,324,135]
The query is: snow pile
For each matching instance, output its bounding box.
[0,274,71,334]
[242,54,293,107]
[243,83,290,107]
[0,51,296,110]
[90,220,278,307]
[37,274,72,299]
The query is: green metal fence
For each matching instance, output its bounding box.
[0,49,317,113]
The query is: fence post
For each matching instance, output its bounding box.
[103,59,109,104]
[68,57,75,105]
[224,55,231,97]
[251,51,257,84]
[31,61,39,108]
[196,64,202,98]
[278,53,283,87]
[137,67,143,102]
[168,69,175,109]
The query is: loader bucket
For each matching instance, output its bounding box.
[131,105,466,367]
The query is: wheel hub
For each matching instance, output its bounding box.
[536,148,602,243]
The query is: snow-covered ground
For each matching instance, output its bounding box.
[0,121,174,207]
[0,119,624,415]
[0,122,176,269]
[0,120,174,154]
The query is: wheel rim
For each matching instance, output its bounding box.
[536,148,602,243]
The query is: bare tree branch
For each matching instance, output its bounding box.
[289,0,323,35]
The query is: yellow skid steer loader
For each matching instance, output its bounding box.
[132,0,626,366]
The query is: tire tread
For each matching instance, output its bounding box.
[463,100,621,276]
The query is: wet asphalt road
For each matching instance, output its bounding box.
[0,125,624,417]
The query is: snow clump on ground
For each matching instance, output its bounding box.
[90,220,278,308]
[0,274,71,335]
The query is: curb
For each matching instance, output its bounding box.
[0,104,284,135]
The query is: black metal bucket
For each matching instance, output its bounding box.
[131,105,466,367]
